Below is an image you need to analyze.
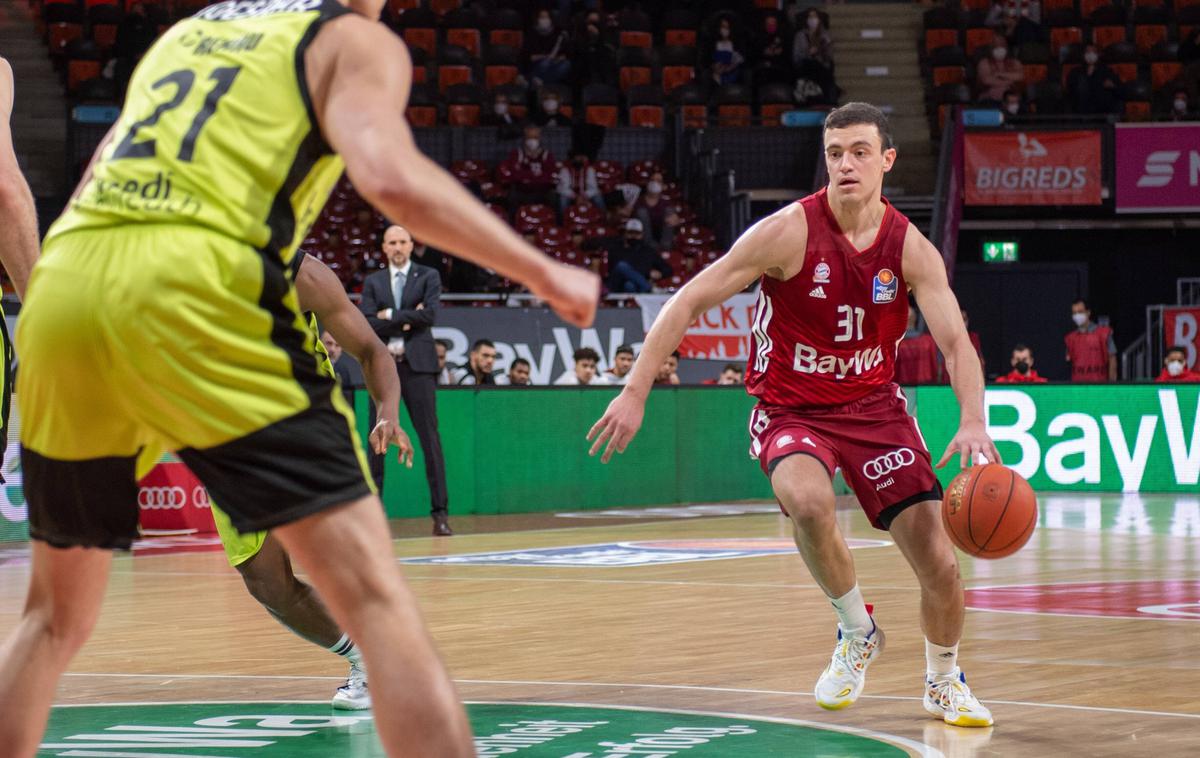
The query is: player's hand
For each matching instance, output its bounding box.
[936,419,1001,470]
[371,418,414,468]
[533,262,600,328]
[587,389,646,463]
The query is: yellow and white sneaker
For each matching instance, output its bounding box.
[923,668,994,727]
[814,621,885,710]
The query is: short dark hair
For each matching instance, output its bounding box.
[1072,298,1089,310]
[435,339,451,350]
[574,347,601,363]
[1012,343,1032,355]
[471,339,496,353]
[823,102,894,151]
[1166,345,1187,357]
[670,350,681,359]
[722,363,743,374]
[615,344,635,357]
[511,357,531,369]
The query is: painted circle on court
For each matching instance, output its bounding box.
[42,701,910,756]
[631,538,892,550]
[965,580,1200,620]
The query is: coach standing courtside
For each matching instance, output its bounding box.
[361,225,453,536]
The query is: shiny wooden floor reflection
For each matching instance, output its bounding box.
[2,493,1198,756]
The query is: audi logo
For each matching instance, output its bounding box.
[862,448,916,480]
[191,486,210,509]
[138,486,187,510]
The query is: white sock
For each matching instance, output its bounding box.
[829,584,872,635]
[328,634,363,667]
[926,639,959,677]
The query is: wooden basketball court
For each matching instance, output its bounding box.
[3,492,1197,756]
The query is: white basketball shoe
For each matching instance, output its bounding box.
[331,661,371,710]
[924,668,994,727]
[814,620,885,710]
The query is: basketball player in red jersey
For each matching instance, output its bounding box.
[588,103,999,727]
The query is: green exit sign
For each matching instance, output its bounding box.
[983,241,1019,263]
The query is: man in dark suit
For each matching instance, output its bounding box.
[360,225,453,536]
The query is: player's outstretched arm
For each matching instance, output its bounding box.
[0,58,39,299]
[587,207,803,463]
[904,227,999,469]
[294,254,414,468]
[307,18,598,328]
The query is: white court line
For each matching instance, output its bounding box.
[46,698,940,758]
[59,673,1200,721]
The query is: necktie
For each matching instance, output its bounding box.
[393,269,407,309]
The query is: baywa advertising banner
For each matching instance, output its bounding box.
[964,129,1103,206]
[916,385,1200,493]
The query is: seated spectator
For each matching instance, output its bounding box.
[571,9,618,91]
[604,218,672,293]
[1156,346,1200,382]
[895,307,940,385]
[1001,89,1027,119]
[996,344,1047,383]
[1166,88,1196,121]
[524,8,572,87]
[707,15,747,86]
[654,351,681,385]
[754,13,793,87]
[704,363,744,385]
[633,172,669,246]
[555,347,604,385]
[792,7,835,104]
[482,92,523,139]
[453,339,499,385]
[501,124,559,210]
[533,90,572,127]
[605,344,635,385]
[975,32,1024,105]
[1067,45,1121,115]
[557,151,604,214]
[496,357,534,386]
[435,339,456,386]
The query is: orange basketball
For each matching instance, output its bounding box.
[942,463,1037,559]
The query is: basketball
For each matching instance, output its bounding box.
[942,463,1037,559]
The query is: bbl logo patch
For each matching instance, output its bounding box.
[872,268,897,303]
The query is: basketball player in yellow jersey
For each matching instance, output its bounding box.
[198,251,415,711]
[0,58,41,458]
[0,1,599,755]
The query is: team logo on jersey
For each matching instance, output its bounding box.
[808,286,826,299]
[872,268,897,304]
[813,261,831,283]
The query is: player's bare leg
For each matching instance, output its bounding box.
[770,454,883,710]
[889,500,993,727]
[272,495,473,757]
[0,543,113,757]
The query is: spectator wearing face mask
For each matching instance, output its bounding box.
[482,92,522,139]
[1001,89,1027,119]
[524,9,572,87]
[1064,298,1117,382]
[976,31,1024,105]
[633,172,669,245]
[603,218,672,293]
[534,91,571,127]
[1067,44,1122,115]
[1156,346,1200,382]
[501,124,559,211]
[707,15,746,86]
[996,344,1047,383]
[754,13,794,87]
[556,151,604,214]
[1164,87,1196,121]
[793,7,835,104]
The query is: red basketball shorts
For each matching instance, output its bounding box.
[748,383,943,531]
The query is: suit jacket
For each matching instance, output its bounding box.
[360,262,441,374]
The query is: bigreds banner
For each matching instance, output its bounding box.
[1115,123,1200,213]
[964,130,1103,206]
[1164,307,1200,370]
[635,293,759,361]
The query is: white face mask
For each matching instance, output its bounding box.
[646,181,662,195]
[1167,360,1185,377]
[543,99,558,114]
[1006,102,1019,115]
[1175,98,1188,112]
[494,102,508,115]
[807,16,820,30]
[1084,51,1099,65]
[525,138,540,153]
[992,46,1007,61]
[1072,312,1089,327]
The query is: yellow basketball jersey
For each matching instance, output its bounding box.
[46,0,350,269]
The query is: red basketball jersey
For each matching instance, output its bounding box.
[745,188,911,409]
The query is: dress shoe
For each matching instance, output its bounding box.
[432,516,453,536]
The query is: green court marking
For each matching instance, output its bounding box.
[41,701,911,756]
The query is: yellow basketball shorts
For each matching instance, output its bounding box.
[19,225,374,550]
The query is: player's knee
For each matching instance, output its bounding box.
[25,603,98,654]
[775,480,834,526]
[238,563,295,612]
[919,557,962,594]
